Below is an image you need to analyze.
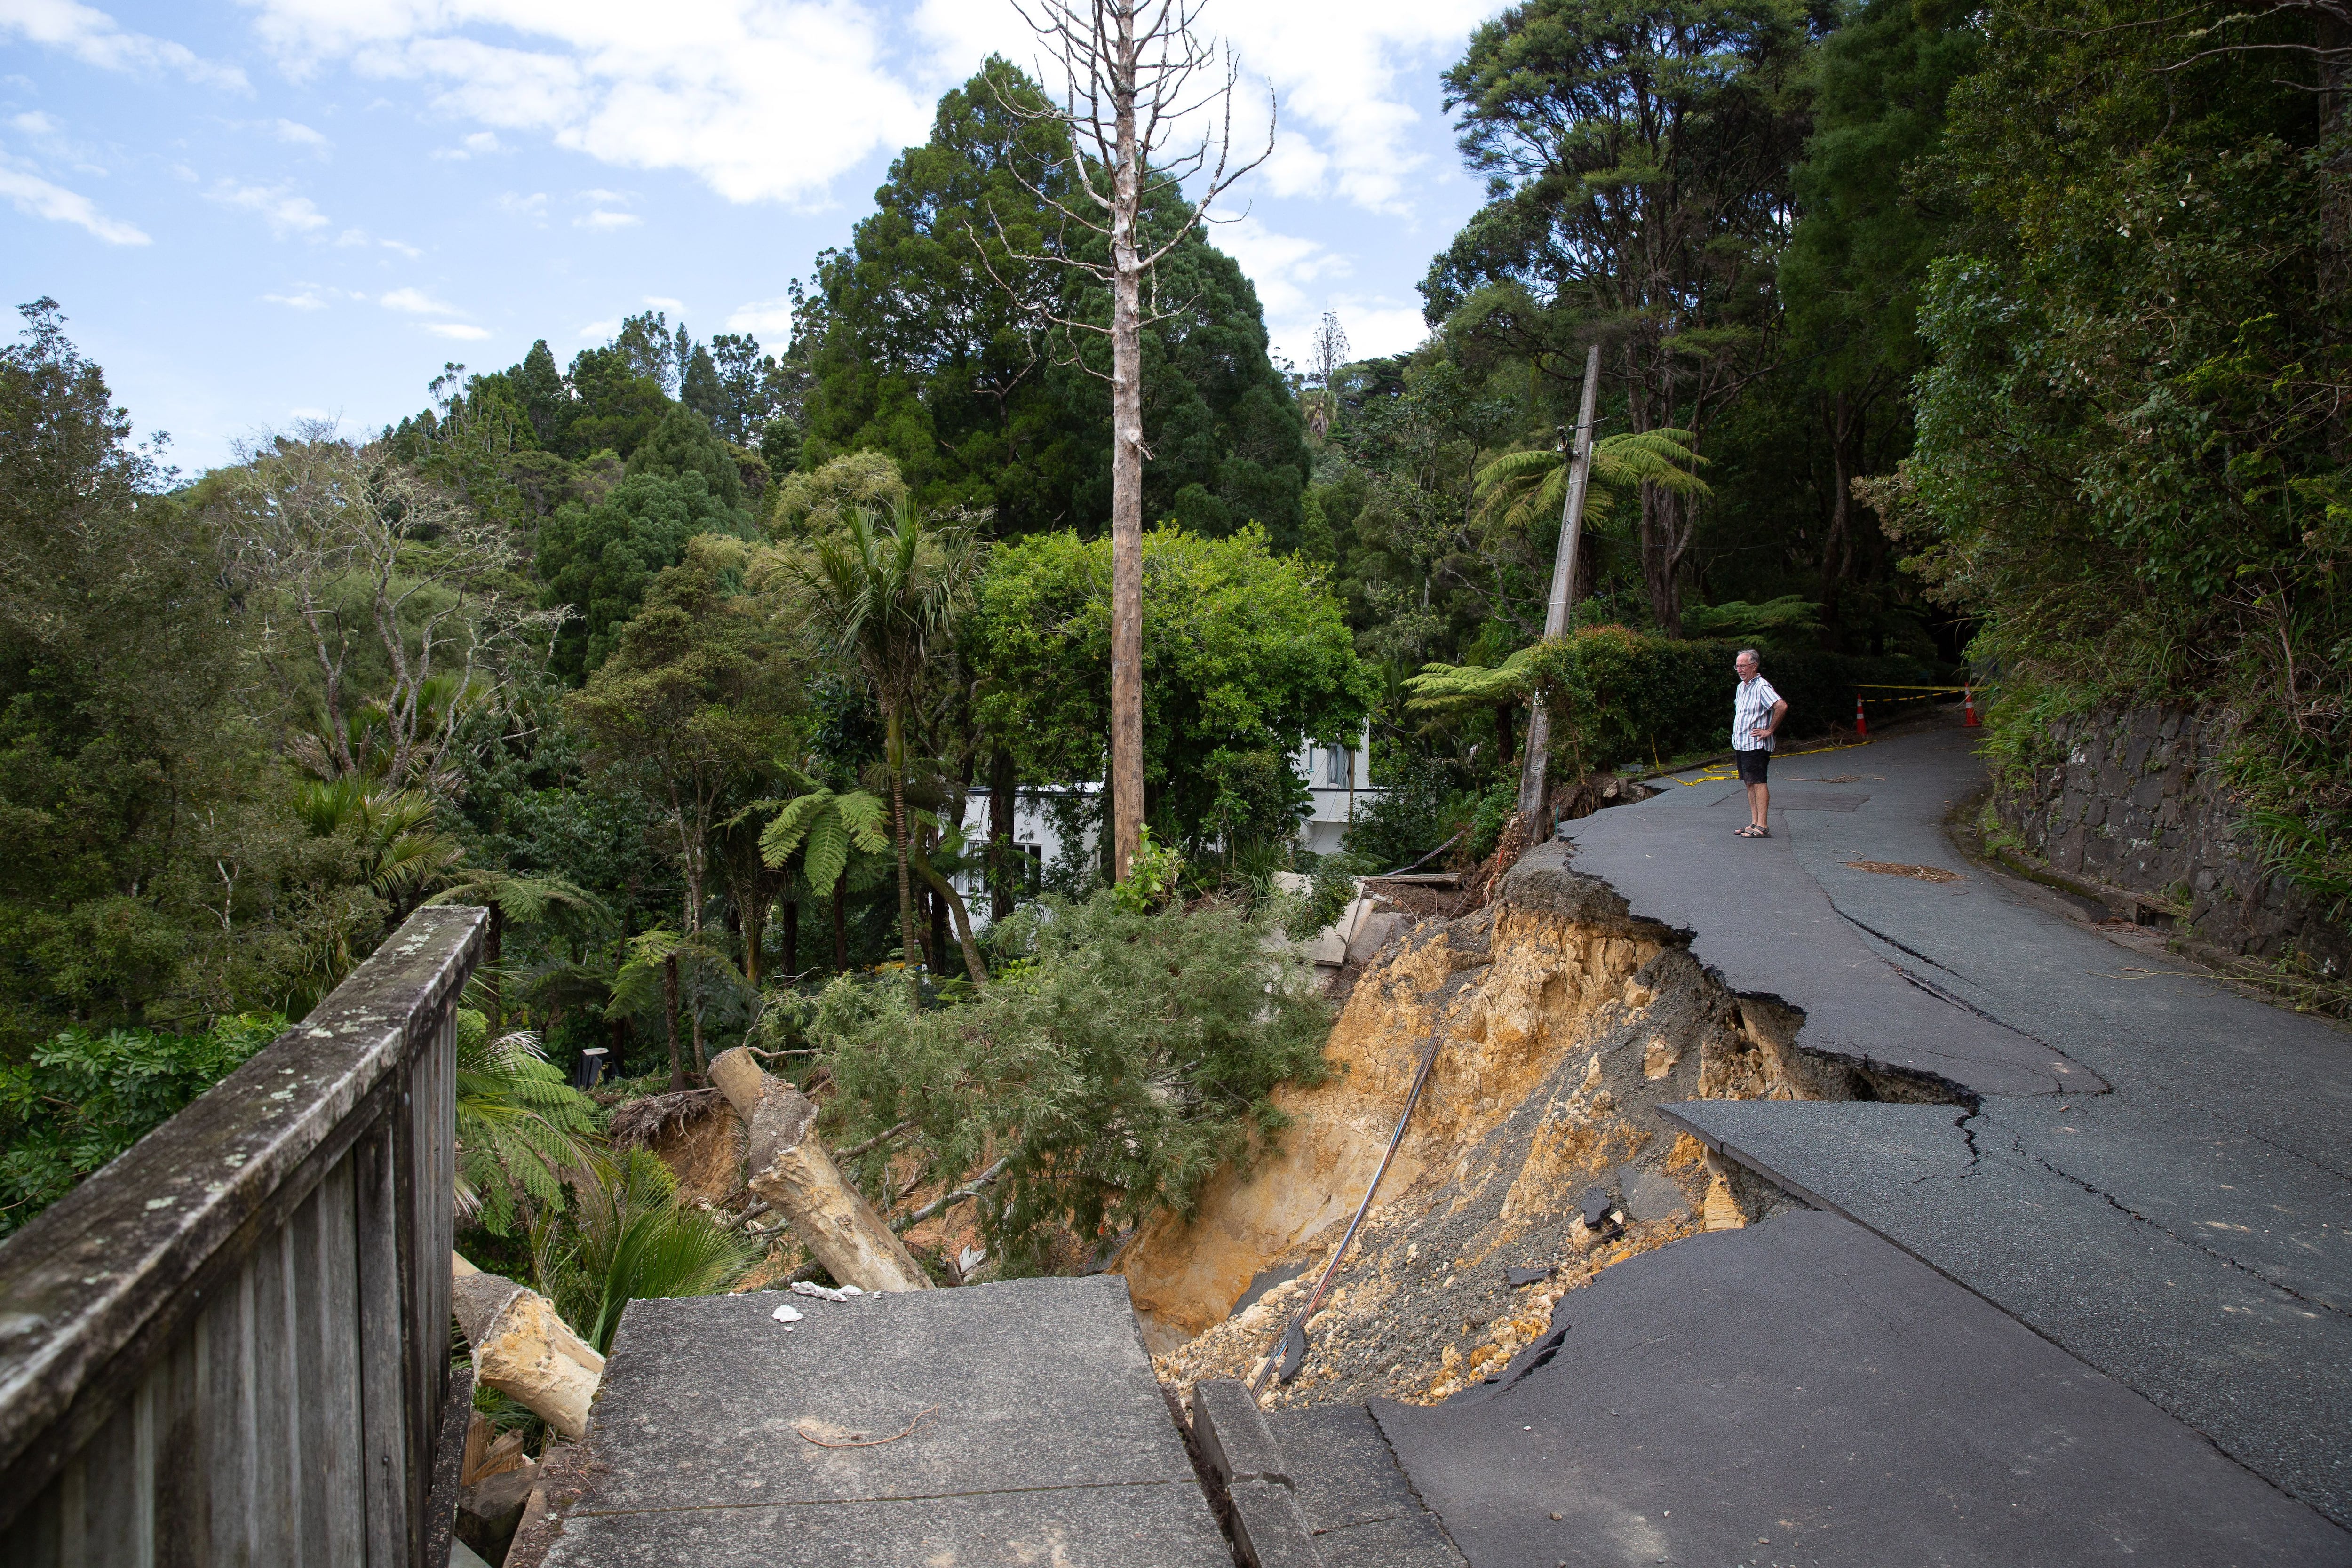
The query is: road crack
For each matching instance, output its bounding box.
[2013,1133,2348,1320]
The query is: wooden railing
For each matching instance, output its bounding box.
[0,906,486,1567]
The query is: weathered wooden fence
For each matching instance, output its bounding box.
[0,906,486,1566]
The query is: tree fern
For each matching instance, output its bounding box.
[1472,429,1712,533]
[453,1011,601,1237]
[1403,645,1544,714]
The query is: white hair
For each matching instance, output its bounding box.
[1736,647,1761,664]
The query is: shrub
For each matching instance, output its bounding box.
[0,1014,282,1236]
[1342,750,1470,871]
[796,891,1334,1274]
[1524,626,1939,773]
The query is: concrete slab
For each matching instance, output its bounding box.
[1265,1405,1465,1568]
[541,1480,1228,1567]
[1374,1210,2348,1568]
[541,1275,1229,1568]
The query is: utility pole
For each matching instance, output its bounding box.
[1515,343,1603,836]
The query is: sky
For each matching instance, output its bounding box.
[0,0,1505,473]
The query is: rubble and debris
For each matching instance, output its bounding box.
[790,1279,866,1302]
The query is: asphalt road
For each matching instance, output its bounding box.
[1377,1210,2350,1568]
[1522,719,2352,1536]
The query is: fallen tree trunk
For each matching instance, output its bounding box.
[707,1046,934,1292]
[451,1253,605,1440]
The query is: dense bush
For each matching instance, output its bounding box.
[1525,626,1939,773]
[795,891,1333,1274]
[0,1015,282,1236]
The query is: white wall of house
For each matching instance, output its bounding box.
[951,722,1377,906]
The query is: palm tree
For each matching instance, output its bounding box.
[766,501,982,995]
[534,1150,753,1355]
[292,777,464,920]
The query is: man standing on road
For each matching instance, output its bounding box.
[1732,648,1788,839]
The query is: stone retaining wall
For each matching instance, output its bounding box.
[1995,703,2346,977]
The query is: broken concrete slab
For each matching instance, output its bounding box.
[1264,1405,1465,1568]
[1374,1210,2347,1567]
[1227,1478,1324,1568]
[1192,1379,1293,1487]
[541,1275,1228,1567]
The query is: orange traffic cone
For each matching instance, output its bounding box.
[1964,686,1979,727]
[1854,692,1867,739]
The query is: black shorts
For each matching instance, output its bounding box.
[1736,748,1771,784]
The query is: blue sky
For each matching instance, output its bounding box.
[1,0,1503,473]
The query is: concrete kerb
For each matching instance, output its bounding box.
[1190,1380,1325,1568]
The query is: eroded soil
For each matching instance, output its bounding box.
[1128,851,1946,1409]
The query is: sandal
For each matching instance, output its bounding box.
[1735,825,1769,838]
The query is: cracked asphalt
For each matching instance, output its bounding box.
[1562,718,2352,1532]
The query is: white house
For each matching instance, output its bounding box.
[953,723,1377,899]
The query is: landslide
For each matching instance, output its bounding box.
[1125,840,1958,1409]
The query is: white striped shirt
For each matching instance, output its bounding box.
[1733,675,1783,752]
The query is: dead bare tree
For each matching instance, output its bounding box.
[1308,309,1349,438]
[994,0,1273,882]
[215,426,562,795]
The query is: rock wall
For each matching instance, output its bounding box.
[1996,703,2347,976]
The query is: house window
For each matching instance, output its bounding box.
[1020,842,1043,892]
[1326,746,1350,786]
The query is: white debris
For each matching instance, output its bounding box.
[771,1302,804,1323]
[790,1281,865,1302]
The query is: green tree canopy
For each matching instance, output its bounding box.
[0,302,381,1043]
[803,58,1311,545]
[537,472,756,681]
[969,525,1372,849]
[628,403,746,510]
[1427,0,1817,631]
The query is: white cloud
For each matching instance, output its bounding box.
[232,0,1493,225]
[209,178,330,236]
[380,236,422,257]
[910,0,1497,215]
[497,190,548,224]
[725,296,797,336]
[575,208,637,230]
[273,118,330,153]
[245,0,935,206]
[642,294,685,313]
[11,110,59,135]
[1212,215,1350,320]
[426,321,490,339]
[1,0,249,90]
[430,128,501,160]
[0,160,148,242]
[264,287,328,309]
[574,318,619,342]
[1314,302,1430,361]
[381,285,458,315]
[333,225,369,245]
